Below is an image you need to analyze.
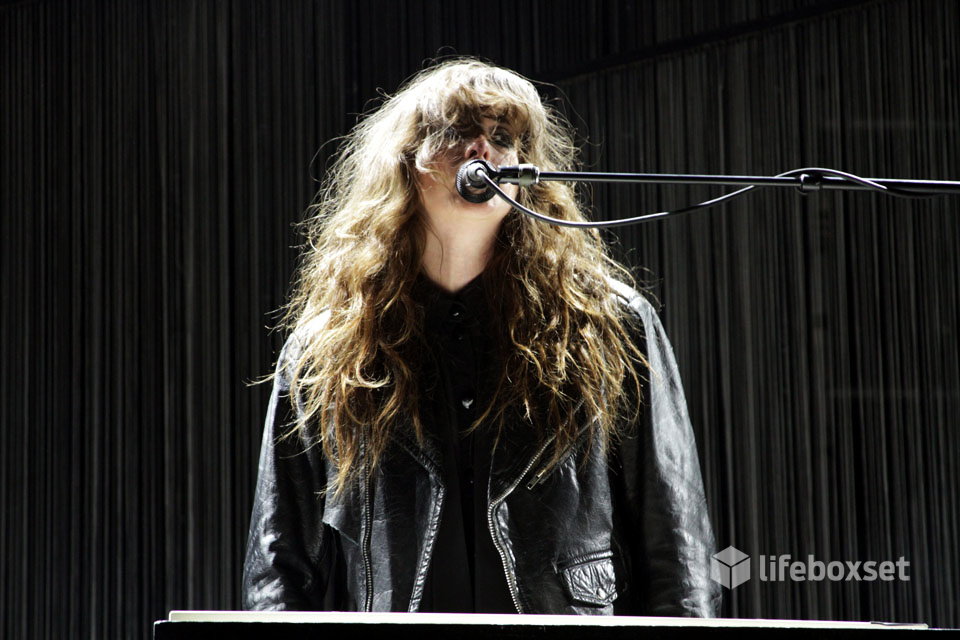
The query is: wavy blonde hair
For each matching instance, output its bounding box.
[282,59,645,493]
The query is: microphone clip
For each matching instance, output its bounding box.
[495,164,541,187]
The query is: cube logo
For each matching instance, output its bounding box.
[711,545,751,589]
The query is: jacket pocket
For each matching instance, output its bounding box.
[559,551,618,606]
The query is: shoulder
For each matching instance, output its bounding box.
[607,278,661,332]
[607,278,682,378]
[274,309,331,384]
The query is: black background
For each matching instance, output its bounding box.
[2,1,958,637]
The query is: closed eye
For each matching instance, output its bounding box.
[490,128,516,150]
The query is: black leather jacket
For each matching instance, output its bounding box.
[243,283,720,616]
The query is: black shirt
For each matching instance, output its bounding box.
[414,274,516,613]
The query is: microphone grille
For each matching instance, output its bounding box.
[456,160,496,203]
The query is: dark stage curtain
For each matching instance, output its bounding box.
[1,1,957,637]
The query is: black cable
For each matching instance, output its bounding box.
[478,166,939,229]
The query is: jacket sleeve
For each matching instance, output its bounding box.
[242,333,332,610]
[618,287,721,617]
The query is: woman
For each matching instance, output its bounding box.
[243,59,719,616]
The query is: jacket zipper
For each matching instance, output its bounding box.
[525,421,594,490]
[486,435,556,614]
[360,440,374,612]
[396,434,445,612]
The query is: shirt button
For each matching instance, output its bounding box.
[453,328,465,341]
[449,304,463,319]
[461,395,474,409]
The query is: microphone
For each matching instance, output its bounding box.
[456,159,497,203]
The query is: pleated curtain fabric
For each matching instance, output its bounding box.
[1,1,957,638]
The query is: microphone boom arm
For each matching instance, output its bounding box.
[495,165,960,196]
[463,160,960,229]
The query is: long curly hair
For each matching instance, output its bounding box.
[282,58,645,493]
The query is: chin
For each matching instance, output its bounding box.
[460,201,511,221]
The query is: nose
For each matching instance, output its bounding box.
[464,134,492,161]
